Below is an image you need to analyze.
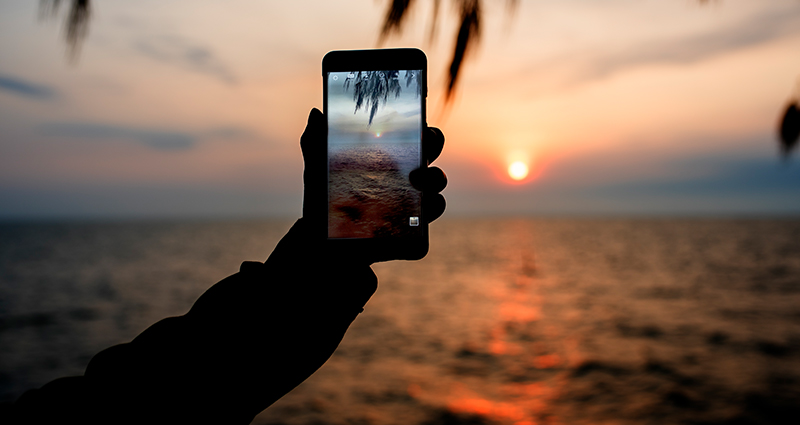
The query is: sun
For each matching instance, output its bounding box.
[508,161,529,181]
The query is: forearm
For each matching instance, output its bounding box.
[4,266,269,424]
[4,219,376,424]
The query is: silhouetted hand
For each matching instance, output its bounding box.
[5,109,447,425]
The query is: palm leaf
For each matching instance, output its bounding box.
[38,0,90,62]
[378,0,416,44]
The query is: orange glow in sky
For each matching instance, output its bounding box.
[0,0,798,217]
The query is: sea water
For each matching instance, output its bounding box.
[1,218,799,425]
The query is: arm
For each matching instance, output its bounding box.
[7,218,376,425]
[3,109,446,425]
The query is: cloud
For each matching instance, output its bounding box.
[0,75,57,100]
[39,122,257,150]
[0,185,300,219]
[589,155,800,200]
[443,155,800,216]
[511,3,800,92]
[203,126,254,139]
[579,6,800,82]
[40,123,197,150]
[133,35,236,84]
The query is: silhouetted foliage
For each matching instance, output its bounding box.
[379,0,517,102]
[343,70,419,127]
[33,0,799,160]
[39,0,91,61]
[779,103,800,157]
[446,0,481,99]
[379,1,767,102]
[378,0,416,43]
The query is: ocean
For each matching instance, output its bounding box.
[1,218,799,424]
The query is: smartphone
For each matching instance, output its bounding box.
[322,48,428,260]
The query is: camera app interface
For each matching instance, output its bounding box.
[327,70,422,239]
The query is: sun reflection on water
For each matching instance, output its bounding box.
[255,219,800,425]
[430,220,572,425]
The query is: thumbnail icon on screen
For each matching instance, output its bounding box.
[409,217,419,227]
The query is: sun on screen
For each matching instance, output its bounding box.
[508,161,529,181]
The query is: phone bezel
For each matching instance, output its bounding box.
[321,48,429,261]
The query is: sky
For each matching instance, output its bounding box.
[0,0,799,219]
[328,71,421,143]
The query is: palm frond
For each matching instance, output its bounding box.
[379,0,514,102]
[378,0,416,44]
[65,0,91,62]
[446,0,480,101]
[39,0,90,62]
[38,0,62,20]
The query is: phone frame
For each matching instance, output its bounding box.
[321,48,429,261]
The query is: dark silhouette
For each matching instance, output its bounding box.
[0,108,447,424]
[378,0,729,101]
[378,0,511,102]
[779,102,799,157]
[381,1,800,160]
[39,0,91,61]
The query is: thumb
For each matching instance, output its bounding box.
[301,108,326,220]
[300,108,325,161]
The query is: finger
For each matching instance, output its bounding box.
[300,108,325,161]
[423,193,446,223]
[301,109,326,220]
[423,127,444,165]
[409,166,447,193]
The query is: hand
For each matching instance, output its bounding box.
[182,109,447,417]
[12,109,447,425]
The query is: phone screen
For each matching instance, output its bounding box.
[326,70,423,240]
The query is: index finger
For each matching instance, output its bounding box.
[423,127,444,165]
